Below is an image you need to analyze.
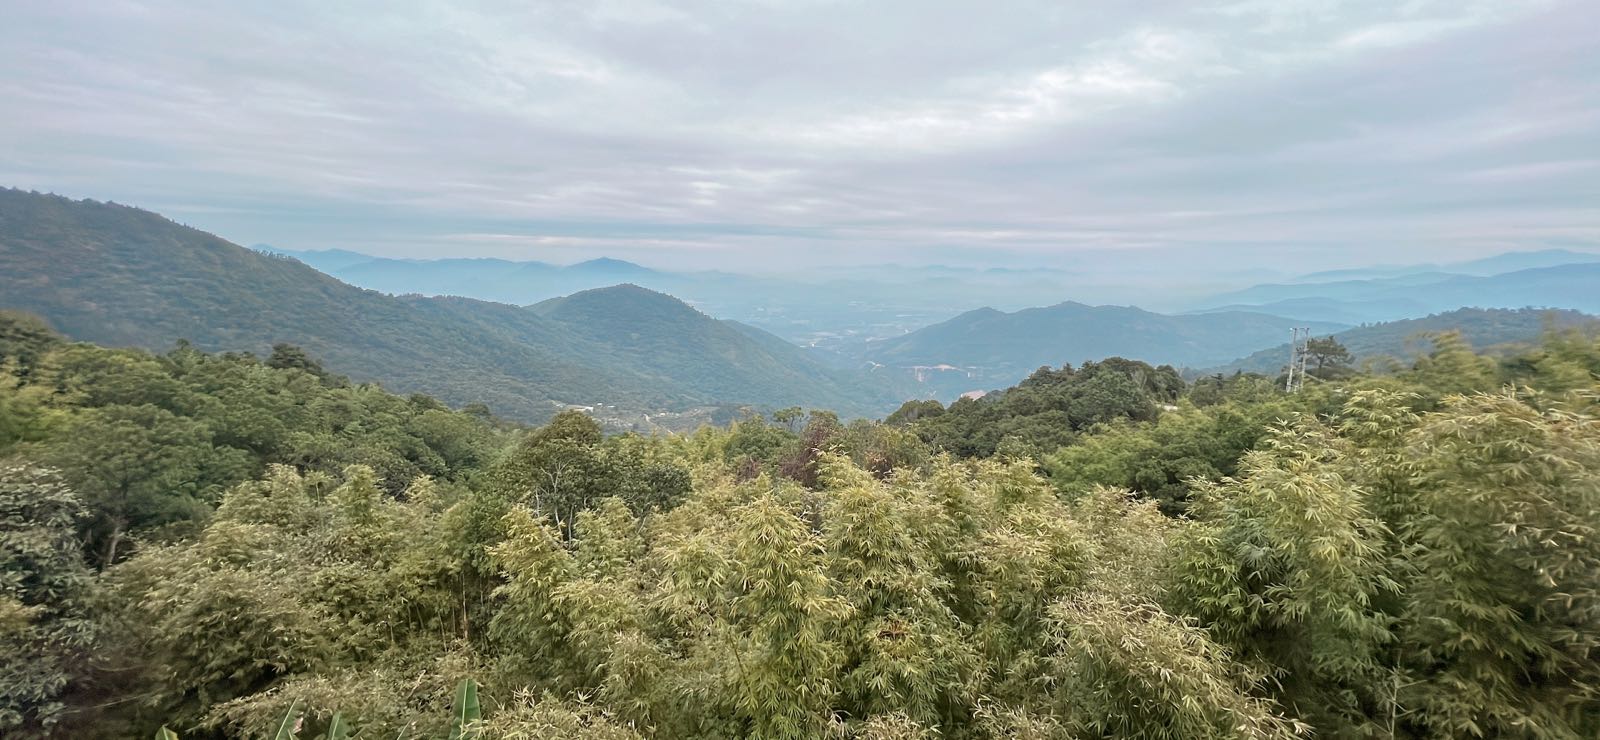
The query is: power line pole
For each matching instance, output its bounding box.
[1285,327,1310,392]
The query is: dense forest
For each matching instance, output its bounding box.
[4,308,1599,738]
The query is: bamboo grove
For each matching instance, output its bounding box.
[2,311,1599,738]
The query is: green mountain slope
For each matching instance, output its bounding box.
[531,284,914,414]
[0,189,905,423]
[1210,307,1598,375]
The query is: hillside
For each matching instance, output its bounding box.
[1194,262,1600,324]
[1210,307,1598,375]
[0,189,906,424]
[858,301,1345,399]
[530,284,914,414]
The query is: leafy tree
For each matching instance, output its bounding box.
[771,406,805,433]
[1170,419,1396,735]
[1405,331,1498,396]
[265,343,331,381]
[906,359,1182,458]
[46,404,237,565]
[0,312,59,379]
[0,464,98,735]
[1304,336,1353,377]
[1392,391,1600,738]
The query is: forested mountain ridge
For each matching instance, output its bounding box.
[530,283,916,415]
[1211,307,1598,375]
[0,189,907,424]
[858,300,1344,398]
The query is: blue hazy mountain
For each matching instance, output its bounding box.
[1210,307,1598,375]
[856,302,1346,400]
[1290,248,1600,282]
[1194,261,1600,324]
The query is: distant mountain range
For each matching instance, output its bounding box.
[1194,261,1600,325]
[256,246,1143,349]
[0,189,910,426]
[9,188,1595,422]
[1288,248,1600,283]
[1209,307,1598,375]
[261,246,670,304]
[263,243,1600,354]
[855,302,1346,399]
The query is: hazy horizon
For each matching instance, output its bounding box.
[4,1,1597,273]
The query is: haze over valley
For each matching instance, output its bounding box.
[5,187,1597,425]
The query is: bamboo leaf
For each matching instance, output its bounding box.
[448,679,481,740]
[325,712,349,740]
[273,698,303,740]
[155,728,180,740]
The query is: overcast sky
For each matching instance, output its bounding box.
[3,0,1597,272]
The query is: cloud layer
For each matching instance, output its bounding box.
[3,0,1596,273]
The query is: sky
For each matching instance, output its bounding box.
[2,0,1597,273]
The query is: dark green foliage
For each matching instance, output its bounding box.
[0,311,60,372]
[272,699,302,740]
[265,343,332,380]
[1044,393,1309,511]
[905,358,1183,458]
[0,314,505,566]
[1303,336,1354,377]
[488,410,693,531]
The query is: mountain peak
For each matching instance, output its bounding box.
[533,283,703,321]
[567,257,654,274]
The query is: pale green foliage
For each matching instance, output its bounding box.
[475,453,1307,738]
[1043,595,1303,739]
[1405,331,1499,396]
[1169,377,1600,738]
[1172,419,1396,733]
[25,326,1600,737]
[821,458,977,729]
[1394,391,1600,738]
[204,653,478,739]
[112,465,481,732]
[477,691,644,739]
[721,491,852,738]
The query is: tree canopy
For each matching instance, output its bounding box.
[3,313,1600,738]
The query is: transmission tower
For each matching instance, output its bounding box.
[1285,327,1311,392]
